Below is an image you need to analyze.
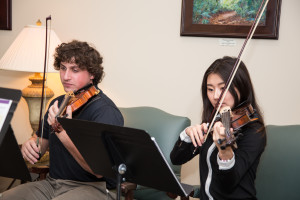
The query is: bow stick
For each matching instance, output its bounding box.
[203,0,269,142]
[36,15,52,157]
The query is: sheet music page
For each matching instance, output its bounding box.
[0,98,12,132]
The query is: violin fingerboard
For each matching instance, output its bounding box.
[221,111,231,135]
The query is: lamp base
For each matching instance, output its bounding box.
[22,73,54,134]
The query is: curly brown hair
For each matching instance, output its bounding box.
[53,40,104,85]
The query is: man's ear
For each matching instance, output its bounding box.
[90,75,94,80]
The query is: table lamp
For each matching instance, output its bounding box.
[0,20,61,134]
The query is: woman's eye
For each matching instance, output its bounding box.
[207,88,213,92]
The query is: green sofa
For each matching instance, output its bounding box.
[255,125,300,200]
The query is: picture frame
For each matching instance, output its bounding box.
[180,0,282,39]
[0,0,12,30]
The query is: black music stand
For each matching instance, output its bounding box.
[0,87,32,185]
[58,117,193,200]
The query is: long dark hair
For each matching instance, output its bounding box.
[201,56,265,134]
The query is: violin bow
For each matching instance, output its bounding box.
[204,0,269,142]
[36,15,52,156]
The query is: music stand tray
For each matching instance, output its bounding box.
[58,117,193,197]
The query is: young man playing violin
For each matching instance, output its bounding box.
[1,40,124,200]
[171,56,266,200]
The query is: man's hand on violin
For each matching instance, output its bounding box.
[48,100,72,133]
[185,123,208,147]
[213,121,234,160]
[21,137,40,164]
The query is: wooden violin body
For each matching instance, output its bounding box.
[231,104,258,131]
[56,84,100,118]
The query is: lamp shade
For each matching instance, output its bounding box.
[0,25,61,73]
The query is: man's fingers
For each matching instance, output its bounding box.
[23,146,38,164]
[53,100,59,111]
[66,106,72,119]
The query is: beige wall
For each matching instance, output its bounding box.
[1,0,299,188]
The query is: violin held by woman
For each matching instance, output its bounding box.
[170,56,266,200]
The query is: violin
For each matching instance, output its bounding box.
[217,103,258,150]
[56,84,100,118]
[51,84,100,132]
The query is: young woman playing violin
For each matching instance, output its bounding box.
[2,40,123,200]
[171,56,266,200]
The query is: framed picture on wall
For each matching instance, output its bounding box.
[180,0,282,39]
[0,0,12,30]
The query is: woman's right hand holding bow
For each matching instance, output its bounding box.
[185,123,209,147]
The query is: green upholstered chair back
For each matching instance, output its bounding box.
[119,107,191,200]
[256,125,300,200]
